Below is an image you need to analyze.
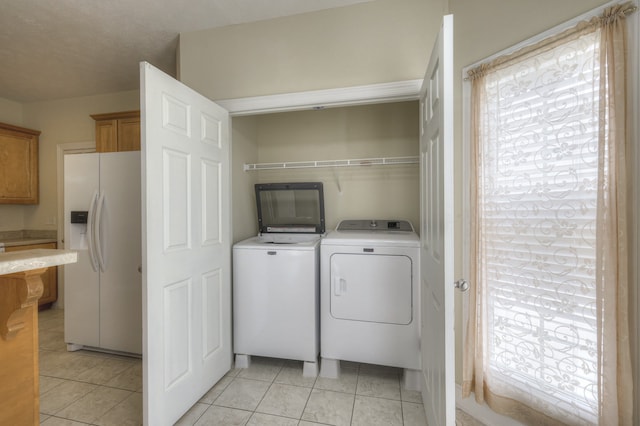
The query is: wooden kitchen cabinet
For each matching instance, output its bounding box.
[5,243,57,309]
[91,110,140,152]
[0,122,40,204]
[0,267,46,425]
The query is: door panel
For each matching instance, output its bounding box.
[420,14,455,426]
[163,149,190,251]
[202,269,223,356]
[202,159,221,245]
[141,62,232,425]
[164,279,191,389]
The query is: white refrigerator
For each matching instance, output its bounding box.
[63,151,142,355]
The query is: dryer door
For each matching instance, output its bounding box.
[329,252,412,325]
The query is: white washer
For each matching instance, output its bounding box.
[320,219,421,388]
[233,182,325,376]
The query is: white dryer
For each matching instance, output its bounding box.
[320,219,421,387]
[233,182,325,376]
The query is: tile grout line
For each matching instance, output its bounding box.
[298,385,313,424]
[349,364,361,426]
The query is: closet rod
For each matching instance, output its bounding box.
[244,156,419,171]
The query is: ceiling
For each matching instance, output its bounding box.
[0,0,373,103]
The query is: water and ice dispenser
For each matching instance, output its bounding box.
[69,210,89,250]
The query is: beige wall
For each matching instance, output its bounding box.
[0,205,25,231]
[179,0,443,100]
[231,116,259,243]
[0,97,25,126]
[0,91,139,232]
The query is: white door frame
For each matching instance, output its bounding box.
[216,80,422,117]
[55,141,95,309]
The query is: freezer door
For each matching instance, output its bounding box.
[64,153,100,348]
[98,151,142,354]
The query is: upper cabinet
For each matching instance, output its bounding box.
[91,110,140,152]
[0,122,40,204]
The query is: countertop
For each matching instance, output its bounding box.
[0,238,57,248]
[0,249,77,275]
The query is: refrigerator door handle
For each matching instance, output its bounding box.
[86,190,100,272]
[95,191,107,273]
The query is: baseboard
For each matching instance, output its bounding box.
[455,385,525,426]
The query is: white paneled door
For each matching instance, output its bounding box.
[140,62,232,425]
[420,15,455,426]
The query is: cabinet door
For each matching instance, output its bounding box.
[0,123,39,204]
[117,117,141,151]
[5,242,58,307]
[95,119,118,152]
[92,111,140,152]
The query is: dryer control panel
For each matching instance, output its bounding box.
[336,219,414,232]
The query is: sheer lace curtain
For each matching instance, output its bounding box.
[462,3,636,425]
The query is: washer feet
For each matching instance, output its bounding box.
[234,353,251,369]
[234,353,318,378]
[303,359,319,377]
[320,357,422,392]
[319,358,340,378]
[402,368,422,391]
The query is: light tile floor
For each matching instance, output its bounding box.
[38,309,482,426]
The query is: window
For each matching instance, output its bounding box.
[462,3,635,425]
[480,30,600,425]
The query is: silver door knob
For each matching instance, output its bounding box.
[454,279,469,292]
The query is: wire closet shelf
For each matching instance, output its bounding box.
[244,156,419,171]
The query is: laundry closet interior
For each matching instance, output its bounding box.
[229,100,421,244]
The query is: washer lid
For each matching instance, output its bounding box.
[234,234,321,249]
[255,182,325,234]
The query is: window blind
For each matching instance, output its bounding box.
[478,30,601,425]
